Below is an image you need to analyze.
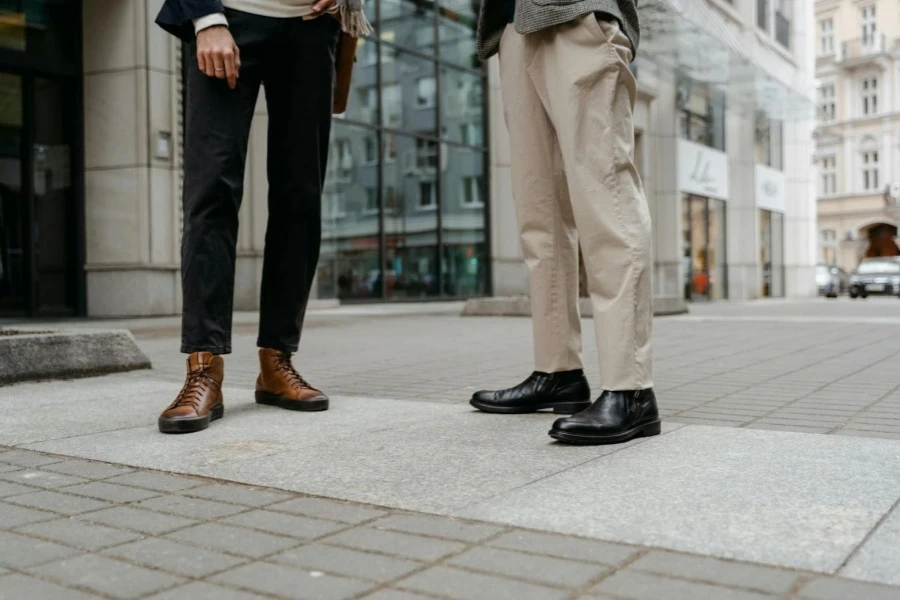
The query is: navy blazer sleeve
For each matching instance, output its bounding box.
[156,0,225,41]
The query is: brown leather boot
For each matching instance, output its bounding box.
[158,352,225,433]
[255,349,328,412]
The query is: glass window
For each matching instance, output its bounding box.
[682,195,727,302]
[818,83,836,122]
[862,150,879,191]
[380,50,437,135]
[383,133,439,298]
[440,66,484,145]
[319,0,486,302]
[677,75,726,151]
[861,76,878,116]
[819,19,834,56]
[318,121,382,301]
[443,145,487,297]
[861,5,876,46]
[756,116,783,170]
[381,0,436,53]
[0,73,24,312]
[438,0,479,68]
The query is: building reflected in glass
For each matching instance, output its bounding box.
[317,0,488,301]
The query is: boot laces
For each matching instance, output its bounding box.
[168,368,216,412]
[274,353,314,391]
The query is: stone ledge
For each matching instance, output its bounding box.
[462,296,689,317]
[0,330,152,385]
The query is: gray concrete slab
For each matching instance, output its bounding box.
[21,393,466,470]
[840,504,900,586]
[452,426,900,573]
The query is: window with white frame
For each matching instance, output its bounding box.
[819,19,834,56]
[461,176,484,207]
[820,156,836,195]
[821,229,838,264]
[416,77,436,109]
[861,5,876,46]
[861,77,878,116]
[818,83,836,122]
[861,146,879,191]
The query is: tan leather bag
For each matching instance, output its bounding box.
[333,32,358,114]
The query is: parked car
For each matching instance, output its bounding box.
[816,264,849,298]
[849,258,900,299]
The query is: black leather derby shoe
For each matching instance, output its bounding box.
[470,370,591,414]
[549,389,661,445]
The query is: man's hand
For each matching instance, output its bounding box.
[197,26,240,89]
[311,0,337,15]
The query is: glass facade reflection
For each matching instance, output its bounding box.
[318,0,488,301]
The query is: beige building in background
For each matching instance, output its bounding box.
[815,0,900,271]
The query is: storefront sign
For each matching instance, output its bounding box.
[678,139,729,200]
[755,164,785,213]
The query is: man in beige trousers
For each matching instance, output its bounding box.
[469,0,660,445]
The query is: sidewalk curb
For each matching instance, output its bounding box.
[461,296,689,317]
[0,329,152,385]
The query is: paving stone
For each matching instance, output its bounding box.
[0,531,82,568]
[222,509,346,539]
[628,551,799,594]
[181,484,291,507]
[30,554,185,599]
[0,451,63,468]
[358,591,434,600]
[325,527,467,561]
[0,501,57,528]
[359,591,434,600]
[449,546,610,588]
[798,577,900,600]
[104,537,247,577]
[5,490,112,515]
[274,543,424,582]
[372,514,504,543]
[105,472,203,493]
[15,518,143,551]
[270,497,388,524]
[41,460,134,480]
[489,531,638,566]
[0,480,37,498]
[79,506,199,535]
[592,570,776,600]
[397,565,568,600]
[166,523,299,558]
[0,573,98,600]
[61,482,162,503]
[212,561,373,600]
[136,494,246,519]
[0,469,88,489]
[146,582,267,600]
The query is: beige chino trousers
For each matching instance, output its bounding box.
[499,15,653,391]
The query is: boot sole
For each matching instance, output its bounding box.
[256,391,329,412]
[470,399,591,415]
[158,403,224,434]
[549,419,662,445]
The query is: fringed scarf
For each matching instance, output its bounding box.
[336,0,372,37]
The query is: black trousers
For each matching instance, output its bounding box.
[181,9,339,355]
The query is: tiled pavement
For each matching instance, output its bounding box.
[1,446,899,600]
[126,299,900,438]
[4,298,900,599]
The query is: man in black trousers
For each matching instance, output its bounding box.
[154,0,369,434]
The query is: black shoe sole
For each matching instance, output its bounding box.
[549,419,662,445]
[256,391,329,412]
[470,399,591,415]
[158,403,224,434]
